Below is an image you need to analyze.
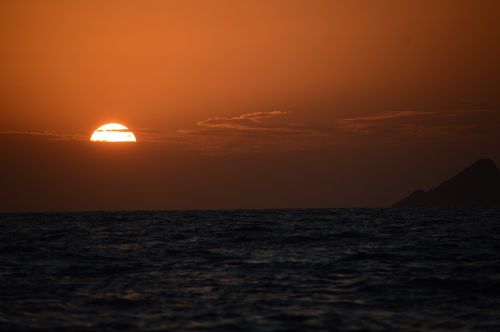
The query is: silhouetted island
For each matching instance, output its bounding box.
[393,159,500,207]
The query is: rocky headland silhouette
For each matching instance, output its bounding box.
[393,159,500,207]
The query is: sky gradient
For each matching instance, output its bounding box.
[1,0,499,212]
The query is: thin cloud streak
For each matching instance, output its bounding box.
[337,109,500,138]
[339,110,436,123]
[0,131,83,141]
[197,111,289,130]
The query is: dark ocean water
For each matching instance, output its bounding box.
[0,209,500,331]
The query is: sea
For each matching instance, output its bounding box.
[0,209,499,331]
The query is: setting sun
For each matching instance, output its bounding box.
[90,123,137,142]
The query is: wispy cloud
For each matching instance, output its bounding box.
[178,109,500,154]
[180,111,338,154]
[3,109,497,154]
[339,110,436,123]
[197,111,290,131]
[337,111,438,134]
[0,131,82,141]
[337,109,500,139]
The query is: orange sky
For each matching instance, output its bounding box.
[1,0,499,211]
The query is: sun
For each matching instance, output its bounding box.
[90,123,137,142]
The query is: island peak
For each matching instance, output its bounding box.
[393,159,500,208]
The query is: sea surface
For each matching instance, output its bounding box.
[0,209,499,331]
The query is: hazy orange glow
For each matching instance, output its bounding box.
[0,1,499,212]
[90,123,137,142]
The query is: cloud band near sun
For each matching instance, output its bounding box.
[2,110,499,154]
